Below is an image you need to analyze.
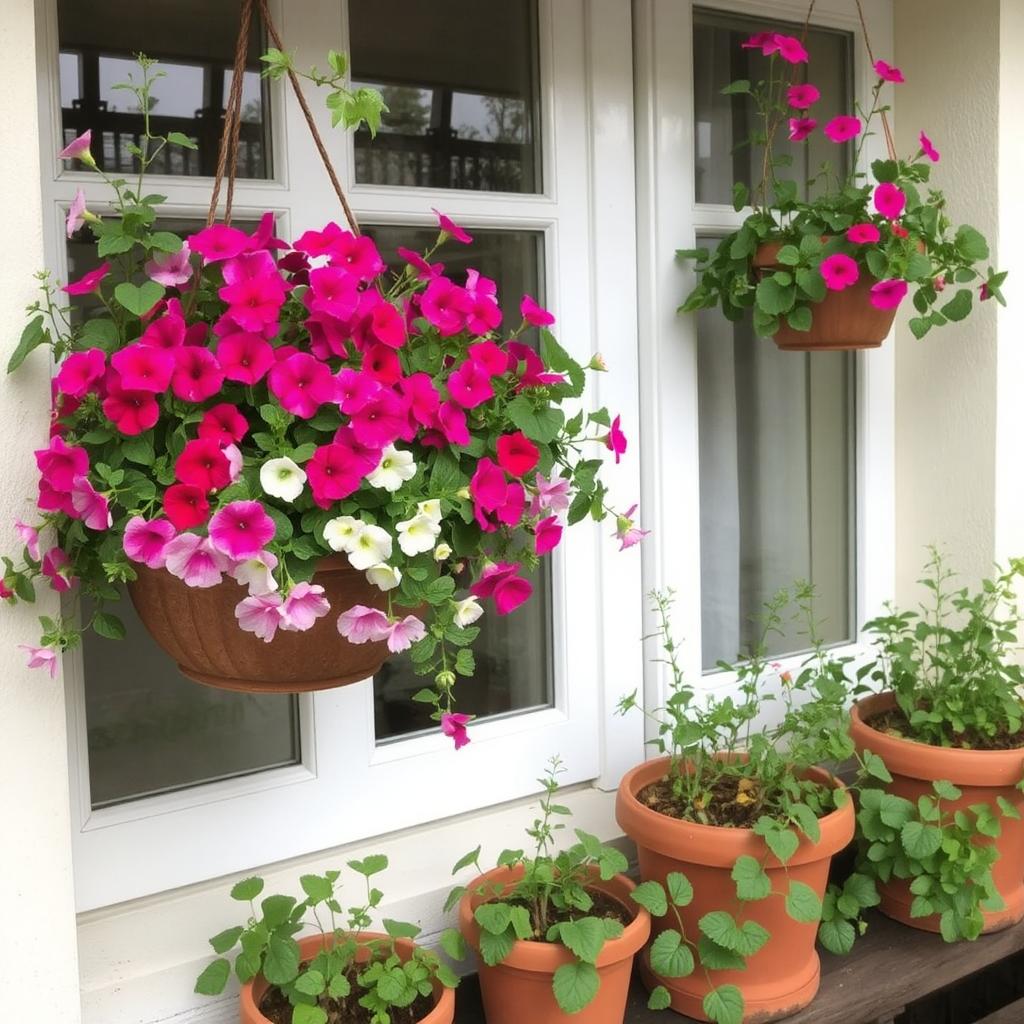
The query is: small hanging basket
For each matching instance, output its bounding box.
[128,558,390,693]
[753,243,897,352]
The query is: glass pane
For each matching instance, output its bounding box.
[697,244,854,669]
[693,8,852,205]
[57,0,272,179]
[364,225,554,740]
[83,594,300,808]
[349,0,541,192]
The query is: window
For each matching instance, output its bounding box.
[44,0,641,909]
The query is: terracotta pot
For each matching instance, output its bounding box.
[616,756,854,1022]
[753,242,896,351]
[240,932,455,1024]
[458,864,650,1024]
[127,555,390,692]
[850,692,1024,935]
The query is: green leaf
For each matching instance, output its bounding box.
[697,936,746,971]
[909,316,931,340]
[97,232,135,257]
[440,928,467,961]
[121,433,155,466]
[148,231,183,253]
[451,846,481,875]
[863,750,893,783]
[842,873,880,909]
[7,315,47,373]
[347,854,388,877]
[649,930,695,978]
[796,266,827,302]
[786,305,813,332]
[167,131,199,150]
[732,856,771,901]
[328,972,351,998]
[755,276,795,316]
[230,877,265,902]
[194,958,231,995]
[262,934,300,985]
[955,225,989,261]
[901,820,943,860]
[776,244,801,266]
[299,874,332,903]
[732,181,749,212]
[93,612,126,640]
[631,880,668,917]
[789,803,821,843]
[698,911,768,956]
[998,796,1022,820]
[552,961,600,1014]
[786,881,823,923]
[703,984,745,1024]
[505,395,563,444]
[209,926,244,955]
[940,289,973,322]
[817,917,856,955]
[764,827,799,865]
[294,969,326,996]
[508,906,534,940]
[558,917,606,964]
[114,281,164,317]
[261,894,297,929]
[474,903,513,936]
[383,918,421,940]
[720,79,750,95]
[647,986,672,1011]
[79,318,119,351]
[292,1005,328,1024]
[667,871,694,908]
[932,780,962,801]
[478,926,515,966]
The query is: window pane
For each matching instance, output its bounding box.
[57,0,272,179]
[83,595,301,808]
[693,8,852,205]
[697,244,854,669]
[363,225,553,740]
[349,0,541,193]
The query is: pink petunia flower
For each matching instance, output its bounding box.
[20,645,59,678]
[268,353,335,419]
[741,32,779,55]
[123,516,176,569]
[15,521,41,561]
[329,232,385,280]
[421,277,471,336]
[231,550,279,596]
[521,294,555,327]
[41,547,75,592]
[66,188,88,238]
[307,443,364,509]
[470,457,508,513]
[847,223,882,245]
[397,246,444,281]
[873,60,904,84]
[467,341,508,377]
[63,262,111,297]
[874,182,906,220]
[111,343,175,393]
[59,130,93,162]
[37,479,74,517]
[35,436,90,493]
[448,358,495,409]
[224,444,243,483]
[139,310,186,349]
[433,209,473,244]
[163,533,229,588]
[506,341,564,390]
[222,250,277,286]
[436,402,470,446]
[175,439,232,492]
[788,118,817,142]
[171,346,224,403]
[774,34,809,64]
[307,266,361,321]
[235,592,285,642]
[337,604,392,644]
[71,476,112,530]
[441,712,472,750]
[531,473,571,517]
[400,373,441,428]
[219,274,286,332]
[823,116,862,143]
[535,516,563,556]
[188,224,252,264]
[919,130,940,163]
[386,614,427,653]
[370,301,407,349]
[869,279,908,310]
[348,388,408,450]
[145,243,193,288]
[820,253,860,291]
[471,561,533,616]
[102,375,160,436]
[605,414,628,463]
[615,504,651,551]
[362,344,403,386]
[280,582,331,632]
[162,483,210,530]
[199,403,249,446]
[216,331,276,385]
[55,348,106,399]
[208,501,275,561]
[787,83,821,109]
[496,431,540,478]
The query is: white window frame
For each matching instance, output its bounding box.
[632,0,896,718]
[36,0,644,912]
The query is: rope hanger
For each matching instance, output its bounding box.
[206,0,361,235]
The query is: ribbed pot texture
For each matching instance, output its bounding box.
[616,756,855,1023]
[239,932,456,1024]
[753,242,897,351]
[127,555,390,692]
[850,692,1024,935]
[458,864,651,1024]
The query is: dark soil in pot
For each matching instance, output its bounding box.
[864,705,1024,752]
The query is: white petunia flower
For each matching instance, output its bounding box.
[366,563,402,591]
[347,524,393,570]
[433,542,453,562]
[324,515,364,553]
[260,456,307,503]
[417,498,442,524]
[396,513,441,556]
[367,445,416,493]
[231,551,279,596]
[453,595,484,627]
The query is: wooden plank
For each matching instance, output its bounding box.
[976,994,1024,1024]
[454,912,1024,1024]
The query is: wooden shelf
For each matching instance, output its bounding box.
[454,911,1024,1024]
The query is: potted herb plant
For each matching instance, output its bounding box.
[615,588,863,1024]
[677,30,1005,350]
[194,855,460,1024]
[447,757,651,1023]
[850,551,1024,941]
[2,56,641,724]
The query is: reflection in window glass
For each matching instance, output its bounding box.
[349,0,541,192]
[693,8,852,205]
[57,0,271,179]
[364,225,553,740]
[697,238,855,669]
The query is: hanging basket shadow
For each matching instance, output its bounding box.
[754,242,898,352]
[127,556,391,693]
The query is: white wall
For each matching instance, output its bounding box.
[893,0,1001,599]
[0,0,82,1018]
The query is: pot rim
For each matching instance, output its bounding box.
[615,755,854,868]
[239,931,456,1024]
[458,864,651,974]
[851,692,1024,786]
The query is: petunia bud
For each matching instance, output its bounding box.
[435,669,456,689]
[587,353,608,372]
[433,543,452,561]
[455,486,471,500]
[933,275,946,292]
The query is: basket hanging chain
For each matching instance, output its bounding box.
[851,0,898,159]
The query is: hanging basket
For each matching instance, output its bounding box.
[753,243,897,352]
[127,557,391,693]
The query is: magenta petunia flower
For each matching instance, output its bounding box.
[470,458,508,514]
[63,262,111,297]
[268,353,335,419]
[59,130,93,162]
[615,504,651,551]
[362,343,402,386]
[349,388,408,450]
[787,83,821,109]
[496,431,540,478]
[471,561,533,616]
[307,266,361,321]
[506,341,564,390]
[145,243,193,288]
[741,32,779,54]
[221,250,277,286]
[467,341,508,377]
[236,592,285,642]
[329,233,385,281]
[774,34,809,64]
[219,274,286,332]
[208,501,275,561]
[55,348,106,399]
[171,346,223,403]
[123,516,176,569]
[397,246,444,281]
[466,291,502,336]
[370,301,407,349]
[15,520,41,561]
[35,436,90,493]
[436,401,470,446]
[20,645,59,678]
[140,310,186,349]
[216,331,276,385]
[224,443,243,483]
[71,476,112,531]
[788,117,817,142]
[175,438,232,492]
[421,277,471,336]
[199,403,249,446]
[188,223,252,264]
[41,547,75,592]
[448,358,495,409]
[870,279,908,310]
[66,188,88,238]
[440,711,472,750]
[280,582,330,632]
[111,343,175,393]
[605,414,628,464]
[400,373,441,427]
[820,253,860,291]
[919,130,940,163]
[102,376,160,436]
[531,473,571,517]
[874,182,906,220]
[337,604,392,644]
[521,294,555,327]
[873,60,904,84]
[823,116,862,143]
[847,223,882,245]
[387,614,427,653]
[535,515,563,557]
[307,443,363,509]
[433,208,473,244]
[164,533,229,589]
[162,483,210,530]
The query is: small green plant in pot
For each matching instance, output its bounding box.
[448,757,651,1023]
[850,551,1024,940]
[615,587,864,1024]
[194,855,460,1024]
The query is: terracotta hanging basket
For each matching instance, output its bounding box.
[754,242,897,352]
[127,555,391,693]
